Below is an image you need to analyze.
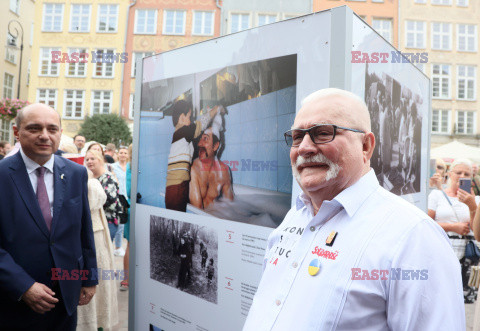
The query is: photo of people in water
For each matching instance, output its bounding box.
[138,54,297,228]
[150,215,218,304]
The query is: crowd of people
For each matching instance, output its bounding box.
[0,104,131,330]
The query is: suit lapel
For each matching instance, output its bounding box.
[9,153,50,239]
[50,155,66,236]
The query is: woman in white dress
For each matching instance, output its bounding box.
[428,158,479,303]
[77,169,119,330]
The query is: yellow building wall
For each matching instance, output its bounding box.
[399,1,480,147]
[28,0,129,138]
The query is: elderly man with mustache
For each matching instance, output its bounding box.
[243,88,465,331]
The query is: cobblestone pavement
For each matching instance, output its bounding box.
[111,239,128,331]
[467,303,475,330]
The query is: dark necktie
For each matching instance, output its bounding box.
[36,167,52,231]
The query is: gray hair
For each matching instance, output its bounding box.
[450,158,473,172]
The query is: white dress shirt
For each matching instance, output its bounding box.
[20,148,54,216]
[243,169,465,331]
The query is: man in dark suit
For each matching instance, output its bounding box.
[0,103,98,329]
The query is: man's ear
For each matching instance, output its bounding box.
[213,141,220,153]
[363,132,375,163]
[12,125,19,140]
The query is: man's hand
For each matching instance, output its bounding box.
[78,286,96,306]
[22,282,59,314]
[453,222,470,236]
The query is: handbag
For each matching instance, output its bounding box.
[440,190,479,261]
[465,240,480,263]
[118,194,130,224]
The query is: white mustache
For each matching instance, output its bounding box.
[293,154,340,182]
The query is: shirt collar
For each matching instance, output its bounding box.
[20,148,55,175]
[295,169,379,218]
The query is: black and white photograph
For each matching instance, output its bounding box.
[364,63,423,195]
[150,215,218,304]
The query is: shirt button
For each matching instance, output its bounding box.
[310,226,315,232]
[292,262,298,268]
[275,299,281,306]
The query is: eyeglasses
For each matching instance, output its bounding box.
[284,124,365,147]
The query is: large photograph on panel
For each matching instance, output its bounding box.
[350,15,429,208]
[365,64,423,195]
[138,55,296,228]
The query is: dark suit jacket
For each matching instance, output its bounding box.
[0,152,98,327]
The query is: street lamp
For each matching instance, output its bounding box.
[7,20,24,99]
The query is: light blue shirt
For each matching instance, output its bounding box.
[111,162,127,196]
[243,169,465,331]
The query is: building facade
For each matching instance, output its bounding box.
[121,0,223,121]
[220,0,310,36]
[28,0,129,138]
[314,0,399,47]
[1,0,36,143]
[399,0,480,148]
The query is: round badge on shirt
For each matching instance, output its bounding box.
[308,259,321,276]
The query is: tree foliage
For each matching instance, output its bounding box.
[78,114,132,146]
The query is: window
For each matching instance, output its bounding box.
[432,64,450,99]
[257,14,277,26]
[372,18,392,43]
[98,4,118,32]
[131,52,154,78]
[39,47,59,76]
[431,0,452,4]
[36,89,57,108]
[93,49,115,78]
[135,9,157,34]
[5,34,16,63]
[457,65,476,100]
[456,111,475,134]
[66,48,87,77]
[414,0,426,3]
[432,110,450,134]
[0,120,10,141]
[405,21,425,48]
[192,11,214,35]
[163,10,186,35]
[457,0,468,6]
[129,93,135,119]
[372,0,384,2]
[70,4,90,32]
[3,73,14,99]
[63,90,84,119]
[42,3,63,32]
[230,13,249,33]
[91,91,112,115]
[10,0,19,14]
[457,24,477,52]
[431,22,451,50]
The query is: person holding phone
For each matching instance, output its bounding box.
[429,158,447,189]
[428,158,479,303]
